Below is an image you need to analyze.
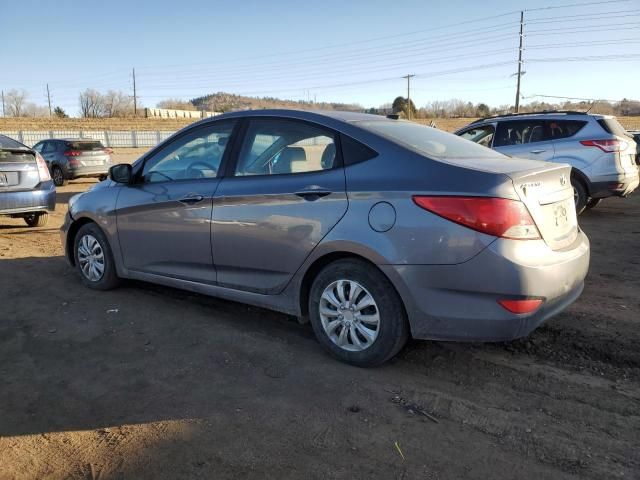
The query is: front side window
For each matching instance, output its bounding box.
[459,125,495,148]
[142,121,234,183]
[494,120,548,147]
[235,118,337,176]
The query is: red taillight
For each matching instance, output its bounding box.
[64,150,82,156]
[412,196,540,240]
[104,148,113,154]
[580,139,627,153]
[35,153,51,182]
[498,298,543,314]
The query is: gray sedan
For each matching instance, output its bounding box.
[60,110,590,366]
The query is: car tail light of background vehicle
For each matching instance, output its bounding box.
[579,139,628,153]
[35,153,51,182]
[64,150,82,157]
[412,196,541,240]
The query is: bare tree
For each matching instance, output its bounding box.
[79,89,105,118]
[5,89,29,117]
[104,90,134,117]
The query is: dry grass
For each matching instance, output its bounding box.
[1,116,639,133]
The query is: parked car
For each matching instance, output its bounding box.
[0,134,55,227]
[61,110,589,366]
[32,138,113,186]
[455,112,639,213]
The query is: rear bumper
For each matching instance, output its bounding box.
[0,181,56,215]
[382,231,590,342]
[68,165,110,179]
[589,167,639,198]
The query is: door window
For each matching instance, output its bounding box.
[459,125,495,147]
[494,120,548,147]
[235,118,337,176]
[142,122,235,183]
[42,142,57,154]
[546,120,587,139]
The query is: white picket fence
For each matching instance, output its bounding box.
[0,130,178,148]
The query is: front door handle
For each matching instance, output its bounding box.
[294,189,331,201]
[530,149,546,154]
[178,194,204,205]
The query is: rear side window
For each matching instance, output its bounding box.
[357,120,500,159]
[459,125,495,147]
[597,118,630,138]
[546,120,587,139]
[66,141,104,151]
[340,134,377,165]
[494,120,549,147]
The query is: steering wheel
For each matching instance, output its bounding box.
[187,161,216,178]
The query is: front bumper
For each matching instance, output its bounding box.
[382,230,590,342]
[60,211,73,265]
[0,181,56,215]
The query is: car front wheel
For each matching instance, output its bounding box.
[309,259,409,367]
[73,223,120,290]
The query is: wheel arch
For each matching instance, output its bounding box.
[65,217,99,266]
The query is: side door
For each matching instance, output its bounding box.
[38,141,57,168]
[212,117,348,294]
[115,120,237,284]
[493,120,555,161]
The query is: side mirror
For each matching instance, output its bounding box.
[108,164,132,184]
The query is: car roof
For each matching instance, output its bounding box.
[203,108,394,125]
[468,111,609,125]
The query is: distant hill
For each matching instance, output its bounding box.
[190,92,364,113]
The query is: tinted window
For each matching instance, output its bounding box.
[42,142,57,153]
[235,118,337,176]
[65,141,104,151]
[142,121,234,183]
[546,120,587,139]
[459,125,495,147]
[597,118,630,138]
[0,135,25,149]
[340,134,377,165]
[357,120,500,159]
[494,120,548,147]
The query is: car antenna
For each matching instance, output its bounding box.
[585,101,596,114]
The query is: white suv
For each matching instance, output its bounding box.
[455,112,639,213]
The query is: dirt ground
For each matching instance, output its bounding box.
[0,157,639,479]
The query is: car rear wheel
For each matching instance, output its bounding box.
[52,166,68,186]
[23,212,48,227]
[309,259,409,367]
[572,178,588,215]
[586,198,602,210]
[73,223,120,290]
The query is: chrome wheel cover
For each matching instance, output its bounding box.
[77,234,105,282]
[319,280,380,352]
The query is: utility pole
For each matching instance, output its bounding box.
[132,67,137,117]
[1,90,5,117]
[515,11,524,113]
[402,74,415,119]
[46,84,52,116]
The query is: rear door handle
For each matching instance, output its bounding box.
[294,189,332,201]
[178,194,204,205]
[530,149,546,154]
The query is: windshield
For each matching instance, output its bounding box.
[357,120,503,159]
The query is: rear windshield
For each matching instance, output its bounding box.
[357,120,503,159]
[65,141,104,151]
[597,118,630,138]
[0,135,26,149]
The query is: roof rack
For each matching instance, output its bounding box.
[470,110,589,124]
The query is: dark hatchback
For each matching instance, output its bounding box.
[0,134,55,227]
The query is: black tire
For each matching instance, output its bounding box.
[23,212,48,227]
[586,198,602,210]
[52,166,68,186]
[308,259,409,367]
[572,177,588,215]
[73,222,121,290]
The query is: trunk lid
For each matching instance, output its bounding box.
[508,162,577,251]
[65,140,111,167]
[0,148,40,191]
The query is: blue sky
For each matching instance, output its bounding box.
[1,0,639,116]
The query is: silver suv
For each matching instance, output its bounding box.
[455,112,639,213]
